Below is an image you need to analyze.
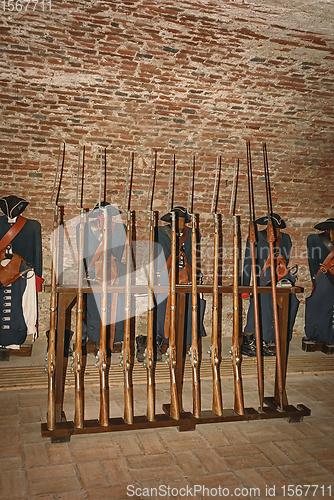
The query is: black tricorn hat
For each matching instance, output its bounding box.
[0,195,29,218]
[160,206,191,223]
[88,201,121,219]
[88,201,122,219]
[314,218,334,231]
[255,213,286,229]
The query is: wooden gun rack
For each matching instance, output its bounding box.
[41,283,310,441]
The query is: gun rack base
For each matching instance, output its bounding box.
[41,402,311,441]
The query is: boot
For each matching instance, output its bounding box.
[136,335,147,363]
[241,334,257,357]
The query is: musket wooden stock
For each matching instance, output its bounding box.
[74,207,85,428]
[123,210,134,424]
[169,211,180,420]
[191,213,201,418]
[232,215,244,415]
[47,205,59,431]
[99,205,109,427]
[146,209,155,422]
[211,212,223,416]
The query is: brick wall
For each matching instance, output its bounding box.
[1,0,333,336]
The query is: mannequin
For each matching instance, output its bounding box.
[242,213,299,356]
[0,195,42,348]
[305,218,334,344]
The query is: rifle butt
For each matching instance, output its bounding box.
[146,371,155,422]
[212,378,223,416]
[192,364,201,419]
[47,360,56,430]
[124,386,134,424]
[146,344,155,421]
[211,346,223,416]
[234,381,245,416]
[99,357,109,427]
[74,384,84,429]
[74,348,84,428]
[169,385,180,420]
[123,348,133,424]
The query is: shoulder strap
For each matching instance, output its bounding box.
[0,216,27,252]
[317,245,334,275]
[260,233,283,281]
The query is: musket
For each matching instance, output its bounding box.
[123,152,134,424]
[169,210,179,420]
[74,145,85,429]
[145,149,157,422]
[167,153,179,420]
[98,147,109,427]
[230,158,244,415]
[188,155,201,418]
[47,141,65,430]
[210,156,223,416]
[246,141,264,412]
[263,143,284,411]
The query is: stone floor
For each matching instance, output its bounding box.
[0,335,334,500]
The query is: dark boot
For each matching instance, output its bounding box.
[241,334,257,357]
[136,335,147,363]
[156,335,166,362]
[262,341,276,356]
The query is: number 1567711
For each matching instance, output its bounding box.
[2,0,51,11]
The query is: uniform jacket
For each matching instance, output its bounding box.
[0,258,37,348]
[0,216,42,278]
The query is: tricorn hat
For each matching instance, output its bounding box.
[255,213,286,229]
[160,206,191,224]
[314,218,334,231]
[0,195,29,218]
[88,201,121,219]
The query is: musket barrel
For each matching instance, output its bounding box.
[263,143,284,410]
[246,141,264,412]
[47,205,59,430]
[191,212,201,418]
[232,214,244,415]
[74,208,85,428]
[47,142,65,431]
[211,212,223,415]
[146,150,157,422]
[99,204,109,427]
[169,211,180,420]
[123,209,134,424]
